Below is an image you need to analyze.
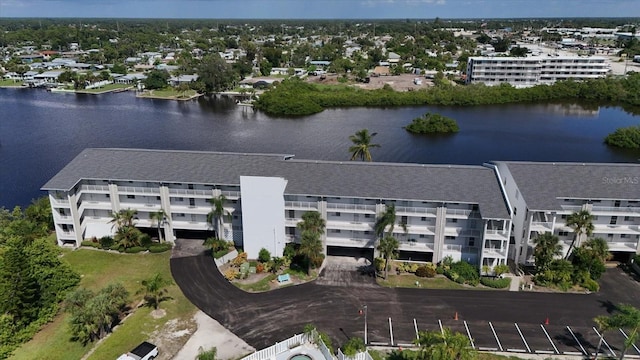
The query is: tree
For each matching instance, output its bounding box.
[377,235,399,279]
[109,208,138,230]
[414,328,475,360]
[533,232,562,273]
[258,248,271,263]
[207,195,230,240]
[565,210,595,259]
[594,315,614,360]
[375,204,397,238]
[603,304,640,360]
[24,196,53,231]
[149,210,166,243]
[143,69,169,90]
[342,337,366,356]
[137,273,172,310]
[349,129,380,162]
[297,211,326,272]
[259,59,272,76]
[197,54,237,94]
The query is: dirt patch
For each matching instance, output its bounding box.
[151,309,167,319]
[148,316,197,360]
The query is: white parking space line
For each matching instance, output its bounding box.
[566,326,588,356]
[514,323,531,353]
[438,319,444,335]
[389,317,394,346]
[413,318,419,340]
[489,321,504,352]
[593,326,616,357]
[540,324,560,354]
[619,328,640,355]
[464,320,475,349]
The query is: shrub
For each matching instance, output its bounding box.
[374,258,385,272]
[283,243,297,259]
[342,337,366,356]
[99,236,114,249]
[232,252,248,266]
[436,265,445,275]
[213,248,230,259]
[148,243,172,253]
[409,263,420,273]
[494,264,510,276]
[415,266,436,278]
[604,125,640,149]
[124,246,145,253]
[405,112,460,134]
[139,234,152,248]
[451,261,479,285]
[582,277,600,292]
[256,263,265,273]
[223,268,238,281]
[81,240,100,248]
[258,248,271,263]
[480,277,512,289]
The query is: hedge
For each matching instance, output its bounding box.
[148,243,173,253]
[480,277,512,289]
[81,240,100,248]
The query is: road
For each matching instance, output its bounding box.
[170,252,640,351]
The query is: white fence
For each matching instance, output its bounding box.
[241,331,337,360]
[337,349,374,360]
[214,249,238,267]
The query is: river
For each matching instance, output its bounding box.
[1,88,639,208]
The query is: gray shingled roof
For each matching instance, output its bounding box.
[43,148,510,219]
[495,161,640,211]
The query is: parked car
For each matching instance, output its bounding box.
[117,341,158,360]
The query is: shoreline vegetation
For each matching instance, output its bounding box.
[254,74,640,116]
[605,125,640,149]
[405,112,459,134]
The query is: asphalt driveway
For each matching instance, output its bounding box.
[170,253,640,350]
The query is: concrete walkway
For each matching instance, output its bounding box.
[508,274,522,291]
[172,311,254,360]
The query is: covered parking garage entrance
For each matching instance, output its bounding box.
[316,246,376,287]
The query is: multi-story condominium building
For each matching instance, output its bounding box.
[43,148,512,270]
[491,161,640,265]
[465,56,610,87]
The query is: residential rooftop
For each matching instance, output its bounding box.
[493,161,640,211]
[42,148,510,219]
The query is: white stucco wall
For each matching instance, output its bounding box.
[240,176,288,259]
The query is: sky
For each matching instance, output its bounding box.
[1,0,639,19]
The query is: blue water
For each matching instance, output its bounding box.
[1,88,639,208]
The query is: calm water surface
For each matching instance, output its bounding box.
[1,88,639,208]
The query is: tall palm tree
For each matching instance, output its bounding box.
[207,194,230,239]
[377,235,399,279]
[149,210,166,243]
[375,204,397,238]
[584,237,611,262]
[109,208,138,230]
[594,315,613,360]
[297,211,326,271]
[348,128,380,162]
[414,328,475,360]
[565,210,595,259]
[533,232,562,273]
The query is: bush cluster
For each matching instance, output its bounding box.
[81,236,172,254]
[405,113,459,134]
[415,265,437,278]
[480,277,512,289]
[604,125,640,149]
[444,261,479,286]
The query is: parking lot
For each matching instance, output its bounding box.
[365,317,640,357]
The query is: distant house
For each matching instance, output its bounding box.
[19,54,44,64]
[387,52,401,64]
[372,66,390,76]
[34,70,64,83]
[169,74,198,87]
[125,57,142,64]
[309,60,331,67]
[114,73,147,84]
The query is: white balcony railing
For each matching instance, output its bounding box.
[592,206,640,214]
[446,209,472,216]
[326,203,375,212]
[483,247,507,257]
[221,190,240,198]
[80,184,110,193]
[530,221,554,230]
[285,201,318,210]
[560,205,583,212]
[395,206,437,215]
[399,240,435,251]
[168,188,211,197]
[50,197,70,205]
[118,186,160,195]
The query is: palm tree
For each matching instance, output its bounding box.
[594,315,613,360]
[150,210,166,243]
[533,232,562,273]
[297,211,326,235]
[565,210,595,259]
[414,328,475,360]
[298,231,324,273]
[348,128,380,162]
[207,195,230,239]
[375,203,397,238]
[138,273,173,310]
[377,235,399,279]
[109,208,138,230]
[584,237,611,262]
[604,304,640,360]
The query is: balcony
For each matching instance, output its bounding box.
[398,240,434,252]
[607,241,638,252]
[168,188,211,197]
[485,229,509,240]
[560,205,583,212]
[57,230,76,240]
[326,220,373,232]
[80,184,110,193]
[403,224,436,235]
[53,212,73,223]
[326,203,375,213]
[483,247,507,257]
[395,206,437,216]
[50,197,70,206]
[325,236,374,248]
[592,206,640,215]
[446,209,472,217]
[169,204,213,215]
[220,190,240,199]
[79,201,113,212]
[530,221,554,231]
[118,201,162,211]
[171,220,209,231]
[285,201,318,210]
[594,224,640,234]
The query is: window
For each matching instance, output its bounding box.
[421,217,427,221]
[188,184,194,190]
[610,216,617,225]
[127,195,135,199]
[365,214,372,218]
[559,231,569,237]
[513,207,517,216]
[451,218,458,223]
[608,234,614,238]
[419,234,425,238]
[156,196,161,200]
[106,194,110,198]
[614,200,621,207]
[446,236,455,240]
[334,212,341,217]
[561,214,568,220]
[625,216,631,222]
[189,198,195,207]
[621,234,628,238]
[468,238,475,247]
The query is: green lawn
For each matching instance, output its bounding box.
[10,249,196,360]
[76,83,131,93]
[234,274,277,292]
[138,88,197,99]
[377,274,466,290]
[0,78,24,87]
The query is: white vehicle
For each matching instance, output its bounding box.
[117,342,158,360]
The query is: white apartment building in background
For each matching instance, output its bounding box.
[465,56,610,87]
[43,149,640,270]
[492,161,640,264]
[43,148,512,271]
